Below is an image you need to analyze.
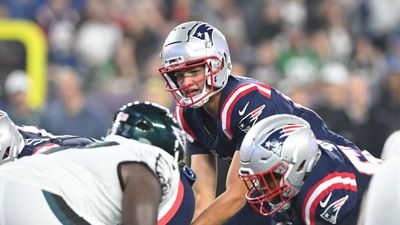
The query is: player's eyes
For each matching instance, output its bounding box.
[174,72,184,81]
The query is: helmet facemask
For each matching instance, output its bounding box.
[160,56,223,108]
[240,162,296,216]
[239,114,322,216]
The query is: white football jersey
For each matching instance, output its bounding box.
[0,134,180,225]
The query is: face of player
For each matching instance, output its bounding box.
[174,65,206,98]
[259,172,283,205]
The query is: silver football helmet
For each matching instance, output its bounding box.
[159,21,232,108]
[0,111,25,164]
[239,114,321,216]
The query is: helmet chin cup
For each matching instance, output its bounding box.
[185,96,209,108]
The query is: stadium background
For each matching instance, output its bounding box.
[0,0,399,195]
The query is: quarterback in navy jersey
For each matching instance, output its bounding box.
[159,21,360,225]
[0,103,196,225]
[239,115,380,225]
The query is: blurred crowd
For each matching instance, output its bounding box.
[0,0,399,157]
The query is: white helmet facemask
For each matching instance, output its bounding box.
[0,111,25,164]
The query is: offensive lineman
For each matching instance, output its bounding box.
[239,115,380,225]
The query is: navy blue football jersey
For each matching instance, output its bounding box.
[287,141,380,225]
[164,166,196,225]
[176,76,359,163]
[16,125,98,157]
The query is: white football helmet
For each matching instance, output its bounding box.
[239,114,321,216]
[159,21,232,108]
[0,111,25,164]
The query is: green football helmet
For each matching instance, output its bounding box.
[108,101,187,167]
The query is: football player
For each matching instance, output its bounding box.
[239,114,380,225]
[158,21,360,225]
[0,110,96,164]
[0,101,195,225]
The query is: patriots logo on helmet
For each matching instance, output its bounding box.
[238,105,265,133]
[192,23,214,43]
[259,124,306,156]
[263,139,283,156]
[320,195,349,224]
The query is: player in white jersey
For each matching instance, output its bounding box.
[0,101,195,225]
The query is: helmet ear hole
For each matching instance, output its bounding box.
[296,160,306,172]
[135,119,152,131]
[109,101,188,167]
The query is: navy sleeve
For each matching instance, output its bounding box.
[17,125,97,158]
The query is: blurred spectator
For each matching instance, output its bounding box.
[368,70,400,157]
[280,0,306,30]
[366,0,400,47]
[385,33,400,74]
[170,0,195,23]
[250,40,281,85]
[231,62,247,77]
[75,0,122,70]
[141,77,173,110]
[314,62,353,138]
[344,71,375,151]
[1,0,45,20]
[323,1,352,62]
[92,35,139,93]
[3,70,41,125]
[40,66,111,139]
[309,30,333,64]
[278,77,316,109]
[276,29,320,84]
[124,2,164,75]
[247,0,283,45]
[350,37,388,101]
[35,0,81,67]
[35,0,80,35]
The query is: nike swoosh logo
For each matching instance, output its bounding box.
[238,102,250,116]
[320,192,332,208]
